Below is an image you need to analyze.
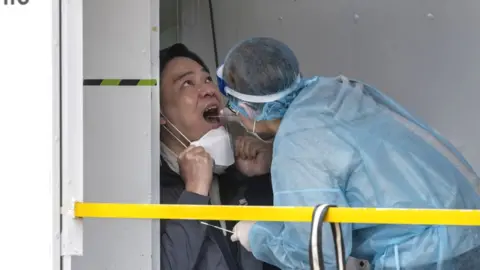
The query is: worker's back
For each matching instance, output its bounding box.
[275,75,480,269]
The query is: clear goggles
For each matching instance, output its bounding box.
[216,64,300,120]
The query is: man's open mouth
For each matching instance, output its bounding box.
[203,105,220,123]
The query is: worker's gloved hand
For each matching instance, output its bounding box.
[234,136,273,177]
[230,221,256,252]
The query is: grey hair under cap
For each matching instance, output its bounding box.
[223,37,300,96]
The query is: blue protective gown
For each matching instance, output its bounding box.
[248,76,480,269]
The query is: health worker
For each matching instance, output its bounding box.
[217,37,480,270]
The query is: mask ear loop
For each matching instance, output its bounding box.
[228,105,271,143]
[160,113,191,149]
[160,114,218,172]
[162,125,188,149]
[250,121,274,144]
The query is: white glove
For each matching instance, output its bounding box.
[230,221,255,252]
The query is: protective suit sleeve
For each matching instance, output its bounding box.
[248,130,355,269]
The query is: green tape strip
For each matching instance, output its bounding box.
[83,79,157,86]
[100,79,121,86]
[137,79,157,86]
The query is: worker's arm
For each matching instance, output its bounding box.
[161,191,210,270]
[248,131,356,269]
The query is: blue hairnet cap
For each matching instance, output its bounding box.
[218,37,303,120]
[222,37,300,96]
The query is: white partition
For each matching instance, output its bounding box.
[72,0,160,269]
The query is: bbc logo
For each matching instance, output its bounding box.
[3,0,29,5]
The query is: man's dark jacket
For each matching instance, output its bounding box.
[160,158,279,270]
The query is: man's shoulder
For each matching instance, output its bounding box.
[160,163,186,204]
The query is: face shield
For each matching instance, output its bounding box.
[216,64,301,121]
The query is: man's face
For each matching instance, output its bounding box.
[160,57,223,143]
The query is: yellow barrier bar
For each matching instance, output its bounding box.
[75,202,480,226]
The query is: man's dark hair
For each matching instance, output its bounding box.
[160,43,210,75]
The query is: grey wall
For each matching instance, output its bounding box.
[178,0,218,71]
[160,0,178,49]
[181,0,480,172]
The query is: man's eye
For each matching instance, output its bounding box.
[182,80,193,87]
[205,76,213,83]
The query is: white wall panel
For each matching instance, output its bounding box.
[78,0,160,269]
[83,0,153,79]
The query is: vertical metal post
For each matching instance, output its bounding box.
[52,0,62,269]
[151,0,161,269]
[60,0,84,267]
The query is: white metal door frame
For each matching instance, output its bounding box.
[151,0,161,268]
[52,0,61,269]
[57,0,162,268]
[59,0,84,269]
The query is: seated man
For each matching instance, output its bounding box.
[159,43,278,270]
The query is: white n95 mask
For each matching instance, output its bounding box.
[190,126,235,173]
[161,113,235,174]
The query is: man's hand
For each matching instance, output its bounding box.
[235,136,273,177]
[178,145,213,196]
